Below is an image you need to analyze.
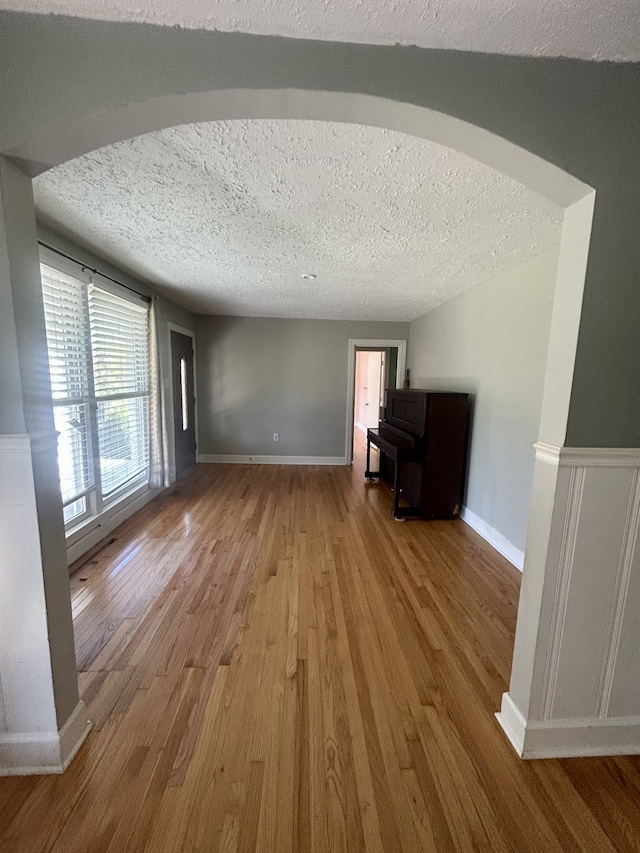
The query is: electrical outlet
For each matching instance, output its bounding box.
[273,433,279,442]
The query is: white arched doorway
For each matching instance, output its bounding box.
[1,85,605,773]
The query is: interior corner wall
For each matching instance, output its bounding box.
[407,245,560,560]
[195,315,409,460]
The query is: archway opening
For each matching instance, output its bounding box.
[3,86,595,762]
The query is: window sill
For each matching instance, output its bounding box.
[66,482,161,567]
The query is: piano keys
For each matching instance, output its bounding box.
[365,389,470,520]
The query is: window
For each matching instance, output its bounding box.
[41,256,151,529]
[180,357,189,431]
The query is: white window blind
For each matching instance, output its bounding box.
[41,257,151,528]
[89,285,150,498]
[41,263,94,524]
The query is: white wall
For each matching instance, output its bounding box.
[408,245,560,563]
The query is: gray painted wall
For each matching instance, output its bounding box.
[0,167,28,435]
[196,316,408,458]
[1,13,640,446]
[408,246,560,552]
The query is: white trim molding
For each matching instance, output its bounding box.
[495,692,528,756]
[459,506,524,571]
[0,433,32,453]
[345,338,407,465]
[499,443,640,758]
[199,454,346,466]
[0,433,59,455]
[0,701,92,776]
[497,693,640,759]
[535,442,640,468]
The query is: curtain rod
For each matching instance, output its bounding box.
[38,240,152,304]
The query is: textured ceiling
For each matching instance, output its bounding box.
[1,0,639,61]
[33,120,562,321]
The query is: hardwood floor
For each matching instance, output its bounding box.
[2,445,640,851]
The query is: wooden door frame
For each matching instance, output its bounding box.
[167,322,198,484]
[345,339,407,465]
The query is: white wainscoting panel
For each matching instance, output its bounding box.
[0,434,92,775]
[498,444,640,758]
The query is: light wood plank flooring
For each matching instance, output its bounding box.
[2,446,640,852]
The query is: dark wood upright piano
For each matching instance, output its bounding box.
[365,389,470,520]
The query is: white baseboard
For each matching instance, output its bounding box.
[496,692,640,759]
[495,692,527,756]
[0,700,92,776]
[460,506,524,570]
[198,454,347,466]
[355,422,367,435]
[66,487,162,564]
[59,700,93,771]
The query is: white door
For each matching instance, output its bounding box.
[365,351,384,428]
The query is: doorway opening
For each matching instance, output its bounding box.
[1,76,602,769]
[347,339,407,466]
[353,349,386,470]
[355,350,386,432]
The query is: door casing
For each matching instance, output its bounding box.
[346,338,407,465]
